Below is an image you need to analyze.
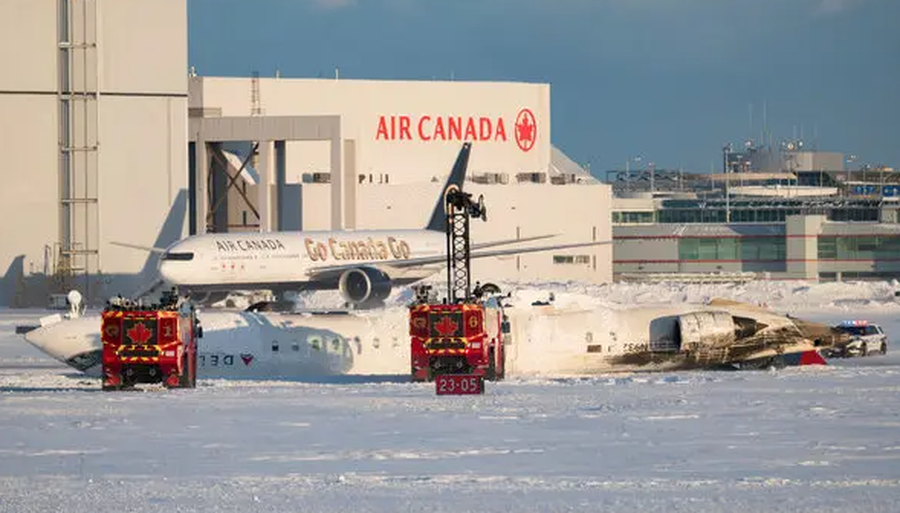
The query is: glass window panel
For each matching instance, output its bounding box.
[741,239,760,260]
[837,237,856,259]
[858,236,877,252]
[698,239,718,260]
[818,237,837,260]
[679,239,700,260]
[717,238,738,260]
[757,238,780,261]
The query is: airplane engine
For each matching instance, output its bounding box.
[677,311,737,351]
[338,267,392,308]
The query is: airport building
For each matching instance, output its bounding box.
[610,144,900,281]
[0,0,188,306]
[188,76,610,285]
[0,0,611,307]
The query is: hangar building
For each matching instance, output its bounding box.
[0,0,611,307]
[189,76,610,286]
[0,0,188,307]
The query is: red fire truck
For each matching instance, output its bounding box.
[100,296,199,391]
[409,300,508,383]
[407,147,510,386]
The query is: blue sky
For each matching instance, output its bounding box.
[188,0,899,175]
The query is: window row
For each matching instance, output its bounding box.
[613,211,655,224]
[818,236,900,260]
[553,255,592,265]
[678,237,786,261]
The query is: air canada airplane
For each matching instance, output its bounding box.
[119,143,607,308]
[20,297,848,380]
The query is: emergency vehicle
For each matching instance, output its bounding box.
[826,320,888,358]
[100,292,200,390]
[409,297,508,383]
[408,163,510,385]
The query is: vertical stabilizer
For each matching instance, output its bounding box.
[425,143,472,232]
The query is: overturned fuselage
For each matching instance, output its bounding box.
[20,298,846,379]
[505,299,848,375]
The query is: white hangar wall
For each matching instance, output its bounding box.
[190,76,551,184]
[0,0,188,306]
[191,75,611,284]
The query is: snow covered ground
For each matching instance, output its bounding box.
[1,281,900,512]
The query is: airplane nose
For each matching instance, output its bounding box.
[21,316,103,375]
[24,320,63,359]
[158,259,173,282]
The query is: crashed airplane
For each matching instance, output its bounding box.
[513,299,849,374]
[19,297,848,379]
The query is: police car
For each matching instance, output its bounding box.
[826,321,888,358]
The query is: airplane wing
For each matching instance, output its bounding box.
[306,240,612,279]
[110,241,168,254]
[470,234,558,250]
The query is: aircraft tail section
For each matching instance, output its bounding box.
[425,142,472,232]
[0,255,25,307]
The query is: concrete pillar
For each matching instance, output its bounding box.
[257,140,274,232]
[330,136,343,230]
[344,139,357,230]
[274,140,286,231]
[786,215,826,280]
[194,139,208,235]
[208,143,229,234]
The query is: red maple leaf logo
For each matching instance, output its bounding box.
[434,316,459,337]
[515,108,537,152]
[127,322,153,344]
[240,353,254,366]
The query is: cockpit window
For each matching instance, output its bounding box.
[162,252,194,261]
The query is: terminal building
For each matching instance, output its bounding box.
[0,0,611,307]
[609,143,900,281]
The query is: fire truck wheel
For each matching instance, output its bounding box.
[190,352,198,388]
[410,367,426,383]
[486,349,497,381]
[178,354,195,388]
[496,349,506,381]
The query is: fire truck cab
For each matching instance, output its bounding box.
[100,295,200,391]
[409,296,509,382]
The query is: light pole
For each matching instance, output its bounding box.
[723,144,732,223]
[845,154,857,194]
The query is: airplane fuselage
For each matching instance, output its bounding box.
[159,230,445,292]
[23,301,836,380]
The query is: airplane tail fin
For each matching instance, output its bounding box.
[0,255,25,307]
[425,142,472,232]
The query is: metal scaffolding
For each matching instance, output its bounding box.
[444,188,486,303]
[57,0,100,299]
